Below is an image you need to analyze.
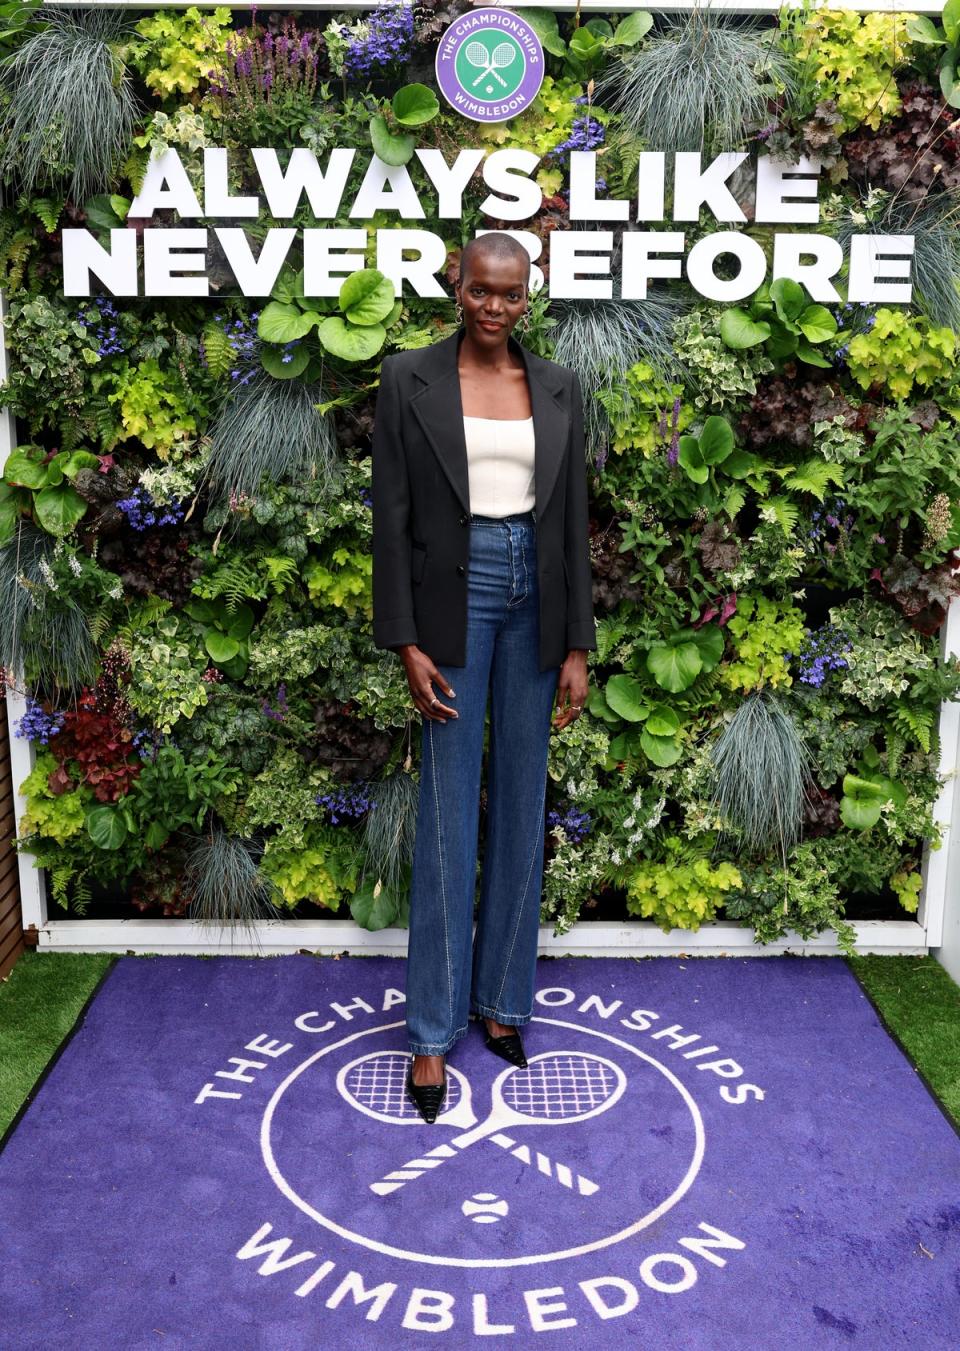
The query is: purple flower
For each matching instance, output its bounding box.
[316,780,378,824]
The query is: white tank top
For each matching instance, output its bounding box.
[462,415,535,517]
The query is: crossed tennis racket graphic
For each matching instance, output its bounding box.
[336,1050,627,1199]
[466,40,515,88]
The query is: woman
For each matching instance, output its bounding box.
[371,231,597,1123]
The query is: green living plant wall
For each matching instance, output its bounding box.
[1,1,960,949]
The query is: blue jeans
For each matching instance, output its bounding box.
[405,510,562,1056]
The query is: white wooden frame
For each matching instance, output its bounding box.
[5,0,957,957]
[40,2,951,13]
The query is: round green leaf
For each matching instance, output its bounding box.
[258,301,316,344]
[943,0,960,45]
[647,642,702,692]
[678,437,708,484]
[699,415,735,464]
[906,15,943,43]
[690,623,725,669]
[261,343,311,380]
[719,308,771,349]
[604,673,648,722]
[339,268,395,325]
[513,7,566,57]
[723,449,758,479]
[205,630,240,663]
[34,484,87,535]
[612,10,653,45]
[646,703,680,736]
[317,316,386,362]
[640,728,682,767]
[0,496,19,544]
[3,448,47,490]
[840,796,883,830]
[351,875,401,931]
[86,805,128,850]
[226,605,255,640]
[369,114,415,166]
[795,339,832,368]
[770,277,806,324]
[798,304,838,344]
[392,83,440,127]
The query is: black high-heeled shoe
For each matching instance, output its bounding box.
[405,1062,447,1124]
[482,1023,528,1069]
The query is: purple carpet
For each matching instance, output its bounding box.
[1,954,958,1349]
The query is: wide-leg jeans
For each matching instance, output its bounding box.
[405,509,562,1056]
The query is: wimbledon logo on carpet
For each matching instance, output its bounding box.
[193,980,766,1337]
[435,8,544,123]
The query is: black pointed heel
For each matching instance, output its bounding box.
[482,1025,528,1069]
[406,1066,447,1123]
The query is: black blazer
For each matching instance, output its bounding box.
[371,325,597,671]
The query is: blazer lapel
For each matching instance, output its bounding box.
[408,325,568,520]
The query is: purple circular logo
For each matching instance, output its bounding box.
[435,8,544,123]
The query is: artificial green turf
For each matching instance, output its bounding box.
[847,953,960,1128]
[0,951,115,1136]
[1,952,959,1137]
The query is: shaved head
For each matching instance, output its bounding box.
[459,232,531,289]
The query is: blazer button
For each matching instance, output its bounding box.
[459,513,468,526]
[456,564,465,576]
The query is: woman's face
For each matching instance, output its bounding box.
[457,252,528,342]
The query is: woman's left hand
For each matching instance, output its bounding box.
[552,650,589,732]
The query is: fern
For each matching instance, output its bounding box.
[112,596,173,651]
[50,860,92,914]
[778,459,846,502]
[27,196,63,233]
[200,323,235,379]
[89,602,115,646]
[762,496,801,535]
[262,554,299,594]
[192,553,267,610]
[890,702,934,756]
[0,230,33,291]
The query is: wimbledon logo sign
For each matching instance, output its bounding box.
[435,8,544,123]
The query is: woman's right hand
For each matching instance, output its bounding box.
[397,646,459,722]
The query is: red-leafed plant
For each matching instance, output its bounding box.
[48,683,142,803]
